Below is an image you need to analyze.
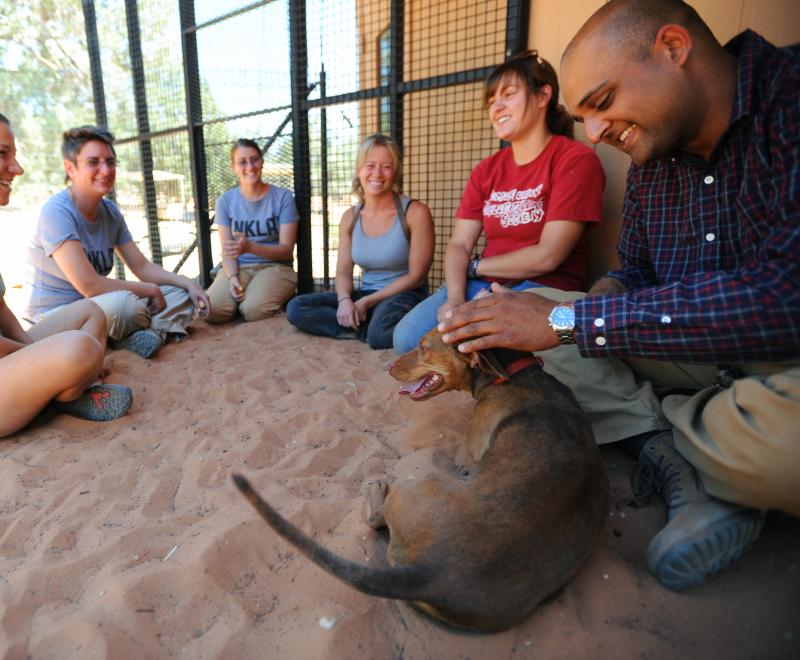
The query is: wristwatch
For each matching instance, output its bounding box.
[548,302,576,345]
[467,257,481,279]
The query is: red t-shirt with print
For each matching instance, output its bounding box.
[455,135,605,290]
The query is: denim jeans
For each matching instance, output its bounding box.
[391,279,542,354]
[286,286,428,349]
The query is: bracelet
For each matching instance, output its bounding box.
[337,296,351,303]
[467,257,481,279]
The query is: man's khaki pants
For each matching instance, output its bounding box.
[533,288,800,517]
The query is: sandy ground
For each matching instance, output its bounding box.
[0,314,797,660]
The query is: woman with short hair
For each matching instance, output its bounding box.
[25,125,211,358]
[0,113,131,436]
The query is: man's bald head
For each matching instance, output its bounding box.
[563,0,715,65]
[559,0,734,164]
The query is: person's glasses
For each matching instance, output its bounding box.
[79,157,117,168]
[235,157,262,168]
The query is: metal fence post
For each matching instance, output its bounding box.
[289,0,313,293]
[505,0,530,57]
[82,0,108,131]
[319,66,330,290]
[124,0,164,265]
[389,0,405,153]
[179,0,213,287]
[83,0,126,279]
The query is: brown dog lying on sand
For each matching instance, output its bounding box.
[233,329,609,632]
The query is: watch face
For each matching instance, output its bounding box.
[550,305,575,329]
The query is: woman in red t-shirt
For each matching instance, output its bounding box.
[393,50,605,353]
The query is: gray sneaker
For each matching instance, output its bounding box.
[634,431,765,591]
[118,329,163,358]
[646,500,765,591]
[633,431,706,515]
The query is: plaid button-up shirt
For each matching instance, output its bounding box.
[576,31,800,364]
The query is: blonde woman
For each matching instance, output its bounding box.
[286,134,434,349]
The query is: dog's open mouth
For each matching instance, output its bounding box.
[398,373,443,400]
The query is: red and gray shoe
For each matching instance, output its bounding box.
[53,384,133,422]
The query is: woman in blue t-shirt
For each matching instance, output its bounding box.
[26,125,212,359]
[0,114,131,435]
[286,134,434,349]
[205,138,299,323]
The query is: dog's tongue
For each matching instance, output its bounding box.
[399,376,428,396]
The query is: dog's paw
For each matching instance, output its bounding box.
[362,480,390,529]
[366,480,389,499]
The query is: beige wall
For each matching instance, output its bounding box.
[529,0,800,282]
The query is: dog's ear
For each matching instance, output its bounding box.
[468,350,509,380]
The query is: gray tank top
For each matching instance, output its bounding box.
[351,194,412,291]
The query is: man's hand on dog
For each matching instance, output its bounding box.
[438,283,560,353]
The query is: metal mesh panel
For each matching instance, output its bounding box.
[405,83,495,285]
[95,2,138,139]
[300,0,507,290]
[137,0,188,133]
[308,102,361,288]
[149,133,197,270]
[196,5,292,123]
[0,0,95,200]
[193,0,252,26]
[91,0,201,279]
[306,0,359,101]
[405,1,506,79]
[113,140,146,272]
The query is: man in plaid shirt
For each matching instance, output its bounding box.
[438,0,799,591]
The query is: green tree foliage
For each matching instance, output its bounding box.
[0,0,95,192]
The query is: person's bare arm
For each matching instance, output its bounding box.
[586,276,628,297]
[117,241,211,315]
[0,297,31,349]
[438,219,483,322]
[0,296,32,357]
[334,209,359,328]
[474,220,587,280]
[53,240,163,305]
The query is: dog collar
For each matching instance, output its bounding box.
[491,355,543,384]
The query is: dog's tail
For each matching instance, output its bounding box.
[232,473,433,601]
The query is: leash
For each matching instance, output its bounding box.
[491,355,543,384]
